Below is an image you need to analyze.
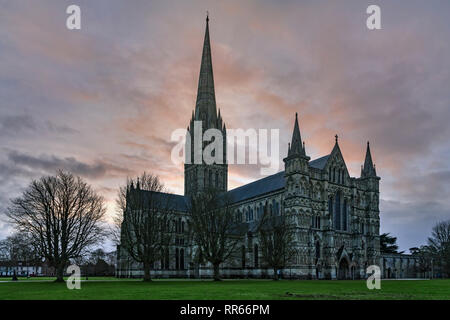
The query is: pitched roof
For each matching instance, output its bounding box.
[135,171,286,212]
[137,190,190,212]
[227,171,285,204]
[309,154,330,169]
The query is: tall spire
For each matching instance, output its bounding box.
[362,141,377,177]
[194,14,217,125]
[288,113,305,157]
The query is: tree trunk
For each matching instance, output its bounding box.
[143,262,152,282]
[55,264,65,283]
[273,268,279,281]
[213,263,221,281]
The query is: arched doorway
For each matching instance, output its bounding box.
[338,258,350,280]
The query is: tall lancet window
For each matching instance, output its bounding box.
[315,241,320,260]
[343,199,348,231]
[334,192,341,230]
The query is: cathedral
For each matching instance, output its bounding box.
[117,17,417,280]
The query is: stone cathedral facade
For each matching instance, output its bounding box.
[117,17,417,280]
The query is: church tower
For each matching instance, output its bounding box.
[184,16,227,196]
[283,114,312,273]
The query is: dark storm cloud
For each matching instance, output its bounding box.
[0,0,449,250]
[6,150,131,180]
[0,114,78,137]
[0,114,36,136]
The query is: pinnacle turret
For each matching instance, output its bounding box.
[361,141,377,177]
[288,113,306,157]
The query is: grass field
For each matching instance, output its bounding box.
[0,278,449,300]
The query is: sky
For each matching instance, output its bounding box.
[0,0,449,253]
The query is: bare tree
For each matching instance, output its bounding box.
[256,205,296,280]
[410,245,433,278]
[427,220,450,277]
[6,171,106,282]
[0,232,39,267]
[188,188,242,281]
[115,172,174,281]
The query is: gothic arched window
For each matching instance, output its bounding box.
[315,241,320,260]
[180,248,185,270]
[334,192,341,230]
[343,199,347,231]
[164,248,169,270]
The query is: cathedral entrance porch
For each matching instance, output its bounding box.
[338,258,350,280]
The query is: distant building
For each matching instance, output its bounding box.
[0,261,43,277]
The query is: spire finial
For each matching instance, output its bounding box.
[335,134,338,143]
[362,141,376,177]
[288,112,305,157]
[195,9,217,123]
[206,11,209,23]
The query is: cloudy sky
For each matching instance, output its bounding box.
[1,0,449,252]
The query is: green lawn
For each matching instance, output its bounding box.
[0,278,449,300]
